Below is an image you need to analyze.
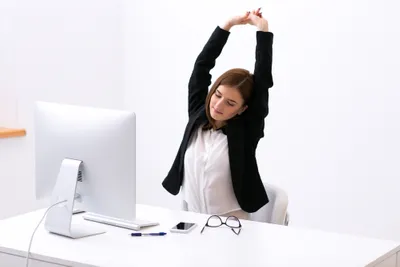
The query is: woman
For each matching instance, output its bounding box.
[162,8,274,220]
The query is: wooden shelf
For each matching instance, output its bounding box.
[0,127,26,138]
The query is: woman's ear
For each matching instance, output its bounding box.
[238,105,248,115]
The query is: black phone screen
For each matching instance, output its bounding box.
[172,222,195,230]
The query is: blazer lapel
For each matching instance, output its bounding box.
[179,107,207,169]
[226,119,245,194]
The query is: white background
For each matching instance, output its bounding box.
[1,0,400,241]
[0,0,124,218]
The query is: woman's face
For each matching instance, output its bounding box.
[209,85,247,122]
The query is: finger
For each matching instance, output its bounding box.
[247,13,257,24]
[250,13,259,18]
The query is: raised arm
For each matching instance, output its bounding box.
[249,29,274,118]
[188,27,230,117]
[188,12,252,117]
[244,11,274,139]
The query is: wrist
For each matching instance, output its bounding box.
[221,21,233,32]
[258,25,269,32]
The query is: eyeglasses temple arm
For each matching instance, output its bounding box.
[200,224,206,234]
[231,228,241,235]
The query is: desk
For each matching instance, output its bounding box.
[0,204,399,267]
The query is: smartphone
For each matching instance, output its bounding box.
[170,222,197,233]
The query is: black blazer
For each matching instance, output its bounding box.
[162,26,274,213]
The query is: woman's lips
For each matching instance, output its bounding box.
[213,107,223,114]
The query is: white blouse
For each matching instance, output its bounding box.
[182,124,242,215]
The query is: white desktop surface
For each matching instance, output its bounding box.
[0,204,399,267]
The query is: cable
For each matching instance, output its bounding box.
[25,200,67,267]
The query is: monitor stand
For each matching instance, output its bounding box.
[44,158,106,239]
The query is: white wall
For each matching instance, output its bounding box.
[124,0,400,241]
[0,0,125,219]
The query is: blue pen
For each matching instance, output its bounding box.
[131,232,167,237]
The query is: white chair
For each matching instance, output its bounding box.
[181,182,290,226]
[249,182,290,225]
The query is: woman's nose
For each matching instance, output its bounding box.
[215,99,224,108]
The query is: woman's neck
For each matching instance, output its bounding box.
[214,120,226,129]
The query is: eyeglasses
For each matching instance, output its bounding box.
[200,215,242,235]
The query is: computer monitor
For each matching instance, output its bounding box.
[34,101,157,239]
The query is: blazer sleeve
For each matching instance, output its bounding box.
[188,26,230,117]
[245,31,274,138]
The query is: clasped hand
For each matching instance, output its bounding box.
[222,8,269,32]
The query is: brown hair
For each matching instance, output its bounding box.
[203,68,254,130]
